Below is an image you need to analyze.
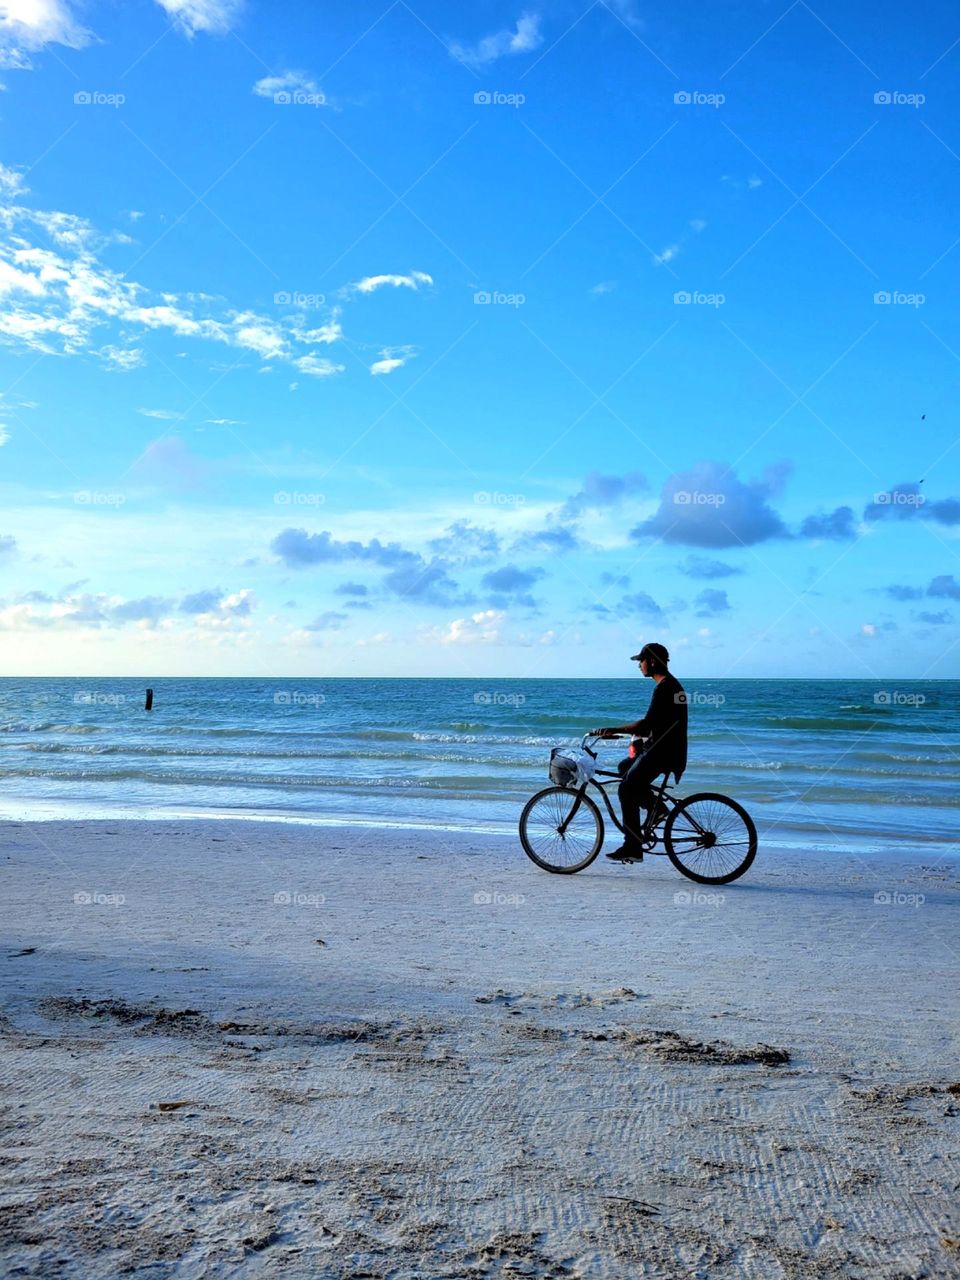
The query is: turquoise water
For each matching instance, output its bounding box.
[0,678,956,852]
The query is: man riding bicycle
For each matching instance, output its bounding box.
[591,642,688,862]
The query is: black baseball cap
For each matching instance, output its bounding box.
[630,642,670,664]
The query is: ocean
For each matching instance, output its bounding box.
[0,677,956,853]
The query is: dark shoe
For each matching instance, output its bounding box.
[606,844,643,862]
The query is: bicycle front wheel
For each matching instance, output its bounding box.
[519,786,604,874]
[664,792,757,884]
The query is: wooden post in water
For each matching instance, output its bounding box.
[145,688,154,712]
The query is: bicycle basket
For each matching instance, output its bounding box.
[549,745,597,788]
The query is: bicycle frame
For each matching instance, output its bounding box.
[556,735,678,839]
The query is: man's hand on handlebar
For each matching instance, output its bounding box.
[590,727,621,738]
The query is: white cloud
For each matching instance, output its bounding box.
[590,280,616,295]
[99,345,144,371]
[747,176,763,189]
[348,271,432,295]
[653,244,680,265]
[128,210,144,221]
[27,208,122,251]
[355,630,394,647]
[0,0,92,65]
[0,192,432,385]
[450,13,542,66]
[126,303,208,340]
[861,622,876,637]
[0,423,9,445]
[252,70,322,98]
[230,311,287,360]
[0,46,28,68]
[0,256,46,297]
[0,583,255,632]
[153,0,242,37]
[431,608,505,645]
[194,587,255,628]
[290,315,342,345]
[370,345,416,376]
[0,193,354,376]
[0,161,26,195]
[652,218,707,267]
[0,602,41,629]
[138,407,183,420]
[296,354,344,378]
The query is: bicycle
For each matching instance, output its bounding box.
[519,733,757,885]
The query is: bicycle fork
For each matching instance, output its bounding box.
[556,789,587,836]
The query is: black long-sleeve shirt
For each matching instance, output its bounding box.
[635,673,688,781]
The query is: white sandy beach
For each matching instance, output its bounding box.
[1,818,959,1278]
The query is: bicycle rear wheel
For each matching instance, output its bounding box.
[664,792,757,884]
[519,786,604,874]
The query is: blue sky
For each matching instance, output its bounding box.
[0,0,958,677]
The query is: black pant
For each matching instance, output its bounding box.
[618,753,667,847]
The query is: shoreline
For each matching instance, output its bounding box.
[2,819,959,1277]
[2,807,957,861]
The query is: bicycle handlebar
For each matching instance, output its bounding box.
[581,731,650,751]
[581,731,630,749]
